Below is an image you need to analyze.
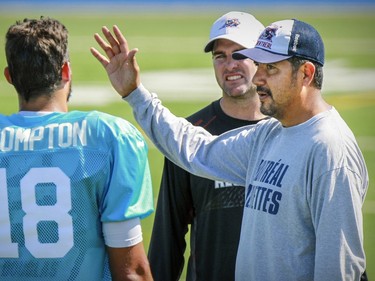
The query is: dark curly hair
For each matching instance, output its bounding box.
[5,17,69,101]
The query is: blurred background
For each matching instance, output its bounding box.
[0,1,374,279]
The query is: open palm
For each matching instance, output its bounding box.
[91,25,140,97]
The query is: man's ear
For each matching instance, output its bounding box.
[4,67,13,84]
[302,61,315,86]
[61,62,71,81]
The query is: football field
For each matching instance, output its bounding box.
[0,4,374,279]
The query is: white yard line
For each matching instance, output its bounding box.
[70,61,375,106]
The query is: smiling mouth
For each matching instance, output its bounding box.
[226,75,242,81]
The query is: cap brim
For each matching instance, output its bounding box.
[232,48,292,63]
[204,39,216,53]
[204,34,253,53]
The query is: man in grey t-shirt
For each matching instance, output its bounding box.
[92,19,368,281]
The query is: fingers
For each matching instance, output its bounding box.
[92,25,130,57]
[113,25,129,55]
[128,48,139,65]
[93,30,115,59]
[90,47,109,68]
[101,26,121,56]
[90,24,140,97]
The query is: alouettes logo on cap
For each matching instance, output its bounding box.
[256,24,278,50]
[220,18,241,30]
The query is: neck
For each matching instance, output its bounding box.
[220,95,266,121]
[19,103,68,112]
[280,90,331,127]
[18,87,69,113]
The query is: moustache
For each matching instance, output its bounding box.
[256,86,272,96]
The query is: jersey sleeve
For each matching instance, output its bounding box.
[148,157,193,280]
[100,117,154,222]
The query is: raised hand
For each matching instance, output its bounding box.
[91,25,140,97]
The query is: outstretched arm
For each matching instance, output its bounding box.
[91,24,248,187]
[91,25,140,97]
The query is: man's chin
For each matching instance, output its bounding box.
[225,88,248,98]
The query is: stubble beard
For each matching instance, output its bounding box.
[260,101,277,117]
[225,82,257,99]
[257,86,277,117]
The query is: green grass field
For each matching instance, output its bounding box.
[0,6,374,280]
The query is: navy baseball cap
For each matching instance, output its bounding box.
[232,19,325,66]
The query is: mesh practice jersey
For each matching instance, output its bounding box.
[0,110,153,281]
[148,100,265,281]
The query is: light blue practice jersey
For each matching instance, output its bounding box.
[0,110,153,280]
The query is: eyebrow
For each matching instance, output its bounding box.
[213,48,245,56]
[212,50,224,56]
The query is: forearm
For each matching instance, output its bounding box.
[124,84,214,177]
[107,243,153,281]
